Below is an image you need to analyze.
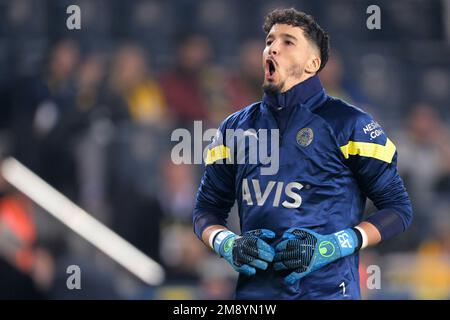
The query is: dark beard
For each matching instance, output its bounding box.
[262,81,284,95]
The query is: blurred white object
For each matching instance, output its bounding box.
[0,157,165,286]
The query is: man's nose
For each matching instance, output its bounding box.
[268,41,279,56]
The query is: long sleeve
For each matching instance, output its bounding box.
[193,119,236,239]
[340,112,413,240]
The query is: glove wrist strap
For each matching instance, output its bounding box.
[213,230,235,255]
[333,228,359,257]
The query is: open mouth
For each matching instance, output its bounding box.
[266,59,276,76]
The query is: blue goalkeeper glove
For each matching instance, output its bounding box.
[274,227,360,285]
[213,229,275,276]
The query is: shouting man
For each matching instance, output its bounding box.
[193,8,412,300]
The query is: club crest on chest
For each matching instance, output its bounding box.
[296,127,314,147]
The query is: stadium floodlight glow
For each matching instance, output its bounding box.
[0,157,165,286]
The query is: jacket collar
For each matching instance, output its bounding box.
[262,74,324,111]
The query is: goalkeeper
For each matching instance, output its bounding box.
[193,8,412,299]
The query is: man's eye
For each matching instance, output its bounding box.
[266,40,273,46]
[285,40,293,45]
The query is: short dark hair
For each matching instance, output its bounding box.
[263,8,330,72]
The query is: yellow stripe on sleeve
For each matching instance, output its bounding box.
[205,145,231,165]
[340,138,396,163]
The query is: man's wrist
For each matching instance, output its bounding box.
[354,226,369,249]
[208,228,227,249]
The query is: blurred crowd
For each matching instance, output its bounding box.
[0,0,449,299]
[0,32,264,300]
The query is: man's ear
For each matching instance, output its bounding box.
[305,52,321,74]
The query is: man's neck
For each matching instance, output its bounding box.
[280,73,316,93]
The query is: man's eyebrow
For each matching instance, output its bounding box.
[265,33,298,41]
[281,33,298,41]
[265,34,274,41]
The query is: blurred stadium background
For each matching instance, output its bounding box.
[0,0,449,299]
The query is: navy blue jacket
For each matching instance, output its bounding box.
[193,75,412,299]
